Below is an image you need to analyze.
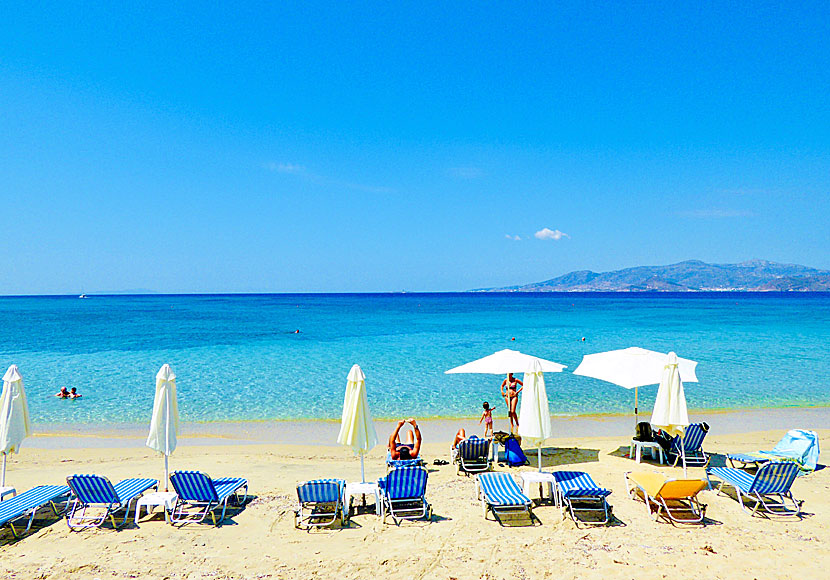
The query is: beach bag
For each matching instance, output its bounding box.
[634,422,654,442]
[503,436,528,467]
[653,429,673,454]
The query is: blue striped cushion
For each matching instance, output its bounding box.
[751,462,799,494]
[458,437,490,460]
[0,485,70,527]
[171,471,219,502]
[68,475,119,504]
[551,471,611,498]
[672,423,706,454]
[708,467,755,492]
[379,467,427,500]
[297,479,343,503]
[212,477,248,502]
[112,478,158,503]
[477,473,530,506]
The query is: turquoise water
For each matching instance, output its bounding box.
[1,293,829,425]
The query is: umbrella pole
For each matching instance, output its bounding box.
[1,453,6,488]
[538,446,542,473]
[634,387,639,427]
[681,434,688,477]
[164,455,169,492]
[360,453,366,484]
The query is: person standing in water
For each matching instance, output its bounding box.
[500,373,523,433]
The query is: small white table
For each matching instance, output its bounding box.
[629,440,665,464]
[344,481,380,518]
[134,491,178,524]
[519,472,557,505]
[0,486,16,501]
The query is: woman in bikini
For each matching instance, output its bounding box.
[500,373,523,433]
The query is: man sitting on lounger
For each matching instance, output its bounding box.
[389,418,422,460]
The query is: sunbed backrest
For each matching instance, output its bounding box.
[297,479,343,503]
[67,475,119,504]
[750,462,799,494]
[383,467,427,499]
[671,423,707,454]
[478,472,526,504]
[657,479,707,500]
[459,437,490,460]
[171,470,219,503]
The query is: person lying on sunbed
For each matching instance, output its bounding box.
[389,418,422,460]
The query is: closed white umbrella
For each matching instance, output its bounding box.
[650,352,690,475]
[0,365,32,489]
[336,364,378,483]
[445,349,566,374]
[573,347,697,424]
[146,364,179,491]
[518,359,553,472]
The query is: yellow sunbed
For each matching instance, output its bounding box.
[625,471,708,524]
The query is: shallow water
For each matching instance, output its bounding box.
[1,293,828,424]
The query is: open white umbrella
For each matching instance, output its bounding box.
[518,359,553,472]
[650,352,690,475]
[336,364,378,483]
[0,365,32,490]
[445,349,566,374]
[573,347,697,424]
[146,364,179,491]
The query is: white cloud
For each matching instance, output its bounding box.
[264,162,306,174]
[505,234,522,241]
[534,228,569,241]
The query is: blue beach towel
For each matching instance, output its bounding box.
[504,436,528,467]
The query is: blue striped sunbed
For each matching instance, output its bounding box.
[169,470,248,526]
[0,485,70,539]
[550,471,612,526]
[455,436,492,475]
[294,479,345,529]
[708,462,802,517]
[476,472,534,525]
[667,423,709,467]
[377,466,430,524]
[66,475,158,530]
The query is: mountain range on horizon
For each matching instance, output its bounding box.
[476,260,830,293]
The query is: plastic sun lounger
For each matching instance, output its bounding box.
[708,462,802,517]
[169,470,248,527]
[454,436,492,475]
[727,429,820,472]
[294,479,345,529]
[377,466,431,524]
[0,485,70,539]
[667,423,709,467]
[550,471,612,526]
[66,475,158,530]
[625,471,708,524]
[476,472,534,525]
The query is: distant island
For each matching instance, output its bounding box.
[475,260,830,292]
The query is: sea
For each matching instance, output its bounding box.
[1,293,828,426]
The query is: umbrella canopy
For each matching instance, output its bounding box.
[445,349,566,374]
[146,364,179,490]
[573,347,697,388]
[518,358,553,472]
[336,364,378,482]
[0,365,33,487]
[651,352,690,475]
[573,347,697,423]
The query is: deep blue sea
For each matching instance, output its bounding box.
[1,293,828,425]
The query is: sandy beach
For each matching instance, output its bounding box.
[1,415,827,580]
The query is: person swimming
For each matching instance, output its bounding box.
[55,387,69,399]
[69,387,82,399]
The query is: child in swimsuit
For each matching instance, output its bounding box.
[479,401,494,438]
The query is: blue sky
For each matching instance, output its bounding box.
[1,3,828,293]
